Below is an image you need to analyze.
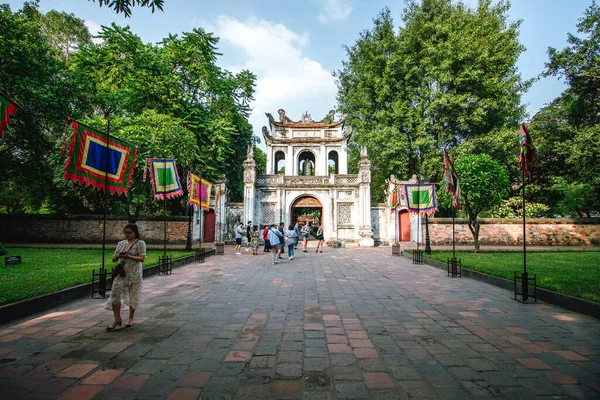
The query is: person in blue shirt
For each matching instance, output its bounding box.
[267,224,283,265]
[235,222,244,255]
[294,222,300,250]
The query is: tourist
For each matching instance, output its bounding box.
[278,222,286,259]
[302,223,311,252]
[315,225,324,253]
[105,223,146,330]
[250,225,260,255]
[263,225,270,252]
[285,224,298,260]
[268,224,283,265]
[294,222,300,250]
[245,220,252,252]
[235,222,243,255]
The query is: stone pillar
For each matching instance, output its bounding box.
[215,180,227,243]
[286,145,293,176]
[357,146,374,247]
[243,146,256,226]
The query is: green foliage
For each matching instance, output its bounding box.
[0,246,194,305]
[454,154,509,250]
[1,2,256,215]
[336,0,527,201]
[424,251,600,303]
[253,147,267,175]
[530,2,600,215]
[489,197,549,218]
[90,0,164,18]
[0,243,7,256]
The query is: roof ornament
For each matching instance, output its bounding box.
[300,111,313,123]
[360,145,368,158]
[246,145,254,159]
[278,109,293,123]
[319,110,336,124]
[265,112,276,126]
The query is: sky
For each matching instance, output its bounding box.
[5,0,592,143]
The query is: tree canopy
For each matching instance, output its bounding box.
[336,0,527,203]
[0,2,256,217]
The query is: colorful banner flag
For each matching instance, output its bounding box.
[404,183,438,214]
[391,185,399,210]
[63,119,138,196]
[146,158,184,199]
[188,172,212,209]
[0,92,17,138]
[518,123,536,179]
[443,150,461,211]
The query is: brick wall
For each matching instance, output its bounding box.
[0,215,190,244]
[425,218,600,246]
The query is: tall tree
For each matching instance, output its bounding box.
[90,0,164,18]
[530,2,600,215]
[336,0,528,202]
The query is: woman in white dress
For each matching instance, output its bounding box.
[106,223,146,330]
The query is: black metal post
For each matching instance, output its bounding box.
[522,168,528,301]
[425,213,431,254]
[185,204,193,251]
[99,117,110,297]
[452,206,456,260]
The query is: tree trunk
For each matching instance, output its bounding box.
[468,217,481,253]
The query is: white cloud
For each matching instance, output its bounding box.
[215,16,338,146]
[316,0,354,24]
[85,20,103,44]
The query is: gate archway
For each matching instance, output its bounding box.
[290,196,323,227]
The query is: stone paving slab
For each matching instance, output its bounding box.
[0,246,598,399]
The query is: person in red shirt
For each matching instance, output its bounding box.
[263,226,271,252]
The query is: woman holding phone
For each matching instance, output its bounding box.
[106,223,146,330]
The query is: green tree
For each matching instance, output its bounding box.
[0,2,77,213]
[335,0,527,202]
[454,154,509,251]
[41,10,91,63]
[90,0,164,18]
[530,2,600,215]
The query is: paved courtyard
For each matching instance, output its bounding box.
[0,247,599,399]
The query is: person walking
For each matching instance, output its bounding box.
[278,222,285,260]
[235,222,243,255]
[268,224,283,265]
[263,225,270,252]
[294,222,300,250]
[245,221,252,252]
[250,225,260,255]
[315,225,325,253]
[106,223,146,330]
[301,223,311,252]
[285,224,298,260]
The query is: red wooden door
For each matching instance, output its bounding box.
[203,210,215,242]
[399,210,411,242]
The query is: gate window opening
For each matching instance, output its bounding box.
[275,151,285,174]
[298,150,316,176]
[328,151,338,175]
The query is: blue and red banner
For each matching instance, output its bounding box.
[63,119,138,196]
[146,158,183,199]
[443,150,461,210]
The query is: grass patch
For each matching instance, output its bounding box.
[0,247,197,305]
[421,251,600,303]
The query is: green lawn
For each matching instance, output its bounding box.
[0,247,196,305]
[422,251,600,303]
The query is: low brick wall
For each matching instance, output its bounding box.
[425,218,600,246]
[0,215,190,244]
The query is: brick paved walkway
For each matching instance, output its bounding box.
[0,247,598,399]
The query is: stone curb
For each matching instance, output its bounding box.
[399,252,600,320]
[0,250,215,325]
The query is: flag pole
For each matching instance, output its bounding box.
[100,116,110,297]
[452,206,456,260]
[522,168,528,301]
